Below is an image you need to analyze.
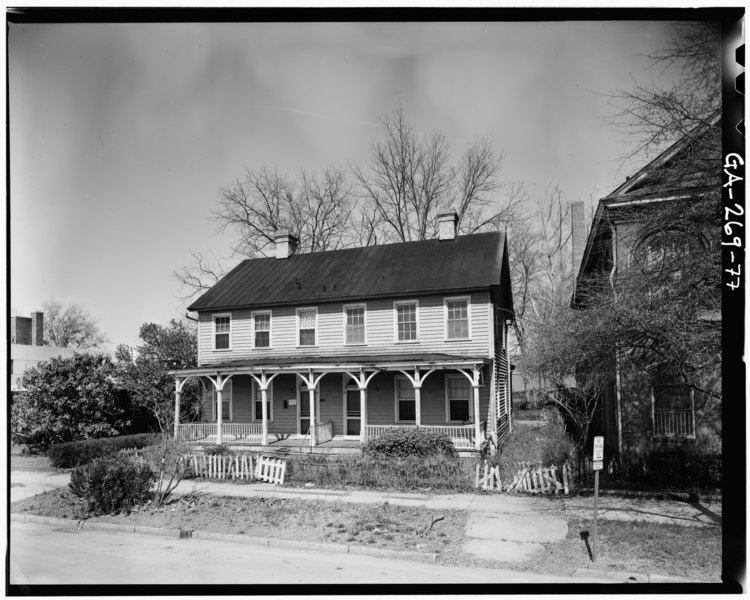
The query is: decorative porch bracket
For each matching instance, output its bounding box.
[457,365,483,450]
[345,369,380,443]
[297,370,326,447]
[248,371,281,446]
[205,373,234,445]
[397,366,437,427]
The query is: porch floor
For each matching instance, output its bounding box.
[192,435,363,455]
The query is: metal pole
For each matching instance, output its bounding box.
[593,469,599,562]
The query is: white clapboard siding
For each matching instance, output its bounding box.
[198,292,492,365]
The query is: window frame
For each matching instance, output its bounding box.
[651,383,696,439]
[210,380,233,422]
[342,377,362,438]
[296,307,318,347]
[251,310,272,349]
[343,303,367,346]
[251,379,274,422]
[444,373,473,423]
[444,296,472,341]
[212,313,232,351]
[393,300,419,343]
[394,375,416,423]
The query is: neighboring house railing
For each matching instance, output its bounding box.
[654,408,695,437]
[364,424,482,449]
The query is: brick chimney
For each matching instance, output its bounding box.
[570,202,586,277]
[11,316,31,345]
[31,311,44,346]
[437,211,458,241]
[274,232,299,259]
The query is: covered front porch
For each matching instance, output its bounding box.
[169,354,492,452]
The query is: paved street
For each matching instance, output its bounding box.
[10,520,601,585]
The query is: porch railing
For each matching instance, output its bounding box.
[654,409,695,437]
[176,423,263,445]
[364,424,482,449]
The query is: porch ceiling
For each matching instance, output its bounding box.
[168,353,490,377]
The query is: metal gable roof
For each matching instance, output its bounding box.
[188,231,508,312]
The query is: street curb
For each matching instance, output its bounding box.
[11,512,438,565]
[572,567,699,584]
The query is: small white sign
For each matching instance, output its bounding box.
[593,436,604,461]
[287,398,297,406]
[593,460,604,471]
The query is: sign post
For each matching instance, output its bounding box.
[592,436,604,562]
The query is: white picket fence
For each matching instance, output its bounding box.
[475,460,571,495]
[185,453,286,485]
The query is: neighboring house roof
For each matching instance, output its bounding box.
[189,231,513,314]
[575,115,720,282]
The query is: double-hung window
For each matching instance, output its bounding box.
[446,375,472,422]
[395,301,418,342]
[213,314,231,350]
[395,376,416,422]
[344,304,366,345]
[253,311,271,348]
[445,297,470,340]
[297,308,317,347]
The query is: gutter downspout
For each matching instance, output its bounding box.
[609,221,623,458]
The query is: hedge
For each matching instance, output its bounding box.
[362,427,457,458]
[48,433,165,468]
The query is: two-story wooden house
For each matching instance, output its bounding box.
[170,212,514,453]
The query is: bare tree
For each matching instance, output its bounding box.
[610,21,721,159]
[176,165,355,299]
[43,299,107,349]
[352,104,519,242]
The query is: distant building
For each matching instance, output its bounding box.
[10,312,76,391]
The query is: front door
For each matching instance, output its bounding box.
[298,381,319,436]
[345,380,361,436]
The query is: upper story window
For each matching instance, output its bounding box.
[395,301,418,342]
[213,314,231,350]
[252,311,271,348]
[297,308,317,347]
[445,297,470,340]
[344,304,366,345]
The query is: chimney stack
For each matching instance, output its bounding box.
[437,211,458,241]
[570,202,586,277]
[274,232,299,259]
[31,311,44,346]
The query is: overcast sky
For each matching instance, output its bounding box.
[10,19,680,348]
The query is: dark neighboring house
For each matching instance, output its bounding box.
[170,212,515,454]
[571,117,721,460]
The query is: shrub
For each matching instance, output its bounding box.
[142,437,191,507]
[203,444,234,457]
[488,420,575,481]
[68,454,155,514]
[48,433,164,468]
[285,453,474,491]
[362,428,457,458]
[11,354,132,453]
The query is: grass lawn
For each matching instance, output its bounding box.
[515,517,721,581]
[12,484,721,580]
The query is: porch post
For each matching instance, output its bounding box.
[473,366,483,449]
[216,379,223,445]
[174,379,181,439]
[359,387,367,444]
[261,386,269,446]
[414,367,422,427]
[309,383,317,447]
